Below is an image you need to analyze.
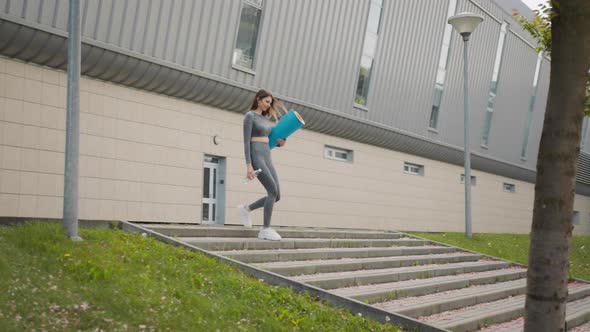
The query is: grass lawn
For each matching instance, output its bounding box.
[0,222,402,332]
[410,232,590,281]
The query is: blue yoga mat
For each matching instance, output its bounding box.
[269,109,305,148]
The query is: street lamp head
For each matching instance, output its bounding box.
[448,12,484,39]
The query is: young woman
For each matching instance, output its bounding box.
[238,89,286,241]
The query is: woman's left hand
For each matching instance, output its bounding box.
[277,139,286,147]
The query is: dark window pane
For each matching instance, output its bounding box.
[335,152,348,159]
[355,56,373,105]
[203,168,210,198]
[430,105,439,128]
[433,87,443,106]
[482,111,494,145]
[234,4,261,69]
[202,203,209,220]
[213,169,217,199]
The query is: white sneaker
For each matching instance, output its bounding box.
[238,204,252,228]
[258,227,282,241]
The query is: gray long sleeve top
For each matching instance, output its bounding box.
[243,111,273,164]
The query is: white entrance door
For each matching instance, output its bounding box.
[202,156,219,224]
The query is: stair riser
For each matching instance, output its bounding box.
[151,228,402,239]
[568,310,590,330]
[568,287,590,302]
[307,263,511,289]
[188,239,428,251]
[224,247,457,264]
[263,255,483,276]
[443,307,525,332]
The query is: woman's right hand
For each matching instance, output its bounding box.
[246,164,255,180]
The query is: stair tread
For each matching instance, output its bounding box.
[183,237,420,243]
[292,261,515,282]
[213,245,447,255]
[254,252,481,269]
[180,237,427,251]
[147,224,400,234]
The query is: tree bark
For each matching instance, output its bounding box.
[524,1,590,331]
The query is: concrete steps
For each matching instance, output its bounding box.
[139,224,590,332]
[567,297,590,331]
[479,296,590,332]
[373,278,527,317]
[419,283,590,332]
[293,262,516,290]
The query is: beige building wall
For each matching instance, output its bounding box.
[1,58,589,234]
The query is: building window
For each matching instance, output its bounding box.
[355,0,383,107]
[503,183,516,193]
[324,146,353,162]
[233,0,263,70]
[460,174,477,186]
[521,52,543,159]
[581,117,589,148]
[429,0,457,130]
[482,21,508,147]
[404,162,424,176]
[572,211,580,225]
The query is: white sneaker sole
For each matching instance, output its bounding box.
[258,228,282,241]
[238,205,252,228]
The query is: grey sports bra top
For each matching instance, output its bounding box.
[243,111,273,163]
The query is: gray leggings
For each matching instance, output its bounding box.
[248,142,280,227]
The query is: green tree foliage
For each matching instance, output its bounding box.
[513,1,590,116]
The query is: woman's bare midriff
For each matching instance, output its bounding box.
[250,137,269,143]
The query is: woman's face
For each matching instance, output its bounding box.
[258,96,272,111]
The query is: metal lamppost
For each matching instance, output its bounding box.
[448,12,483,238]
[63,0,83,241]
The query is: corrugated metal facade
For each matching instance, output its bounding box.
[1,0,590,190]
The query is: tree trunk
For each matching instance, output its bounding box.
[524,1,590,331]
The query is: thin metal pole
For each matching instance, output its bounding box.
[463,34,472,238]
[63,0,82,241]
